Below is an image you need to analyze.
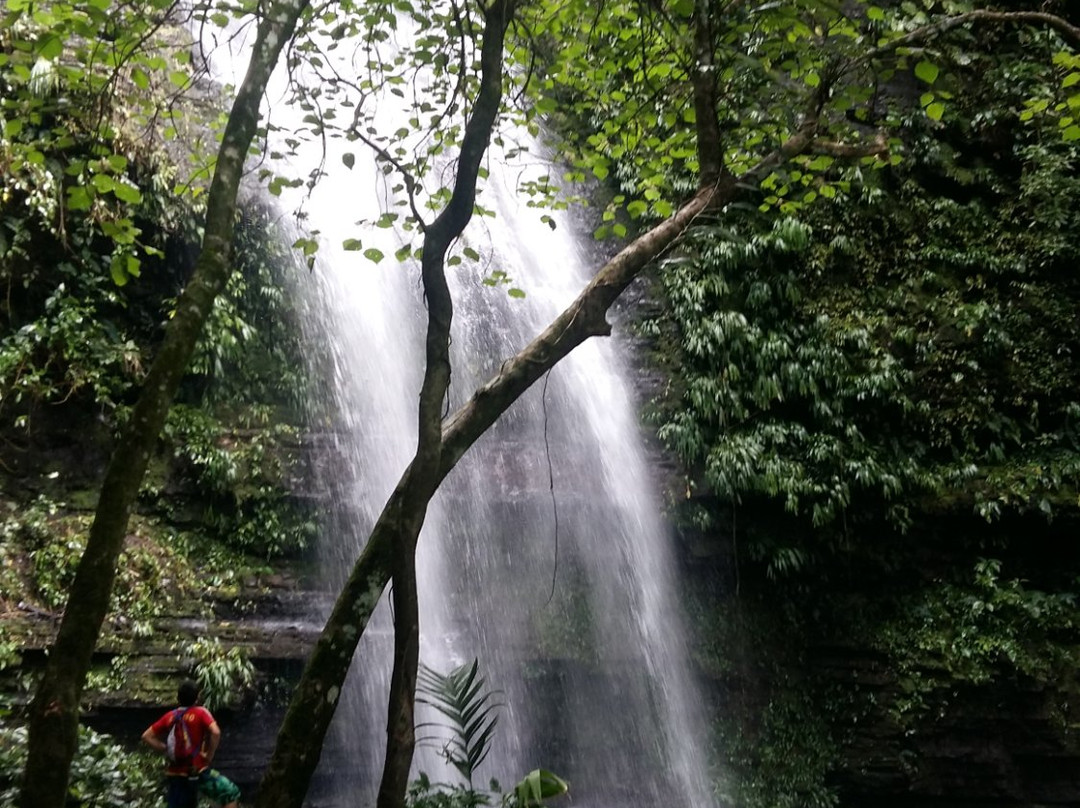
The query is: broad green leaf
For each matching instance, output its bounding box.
[1064,125,1080,142]
[112,182,142,204]
[92,173,115,193]
[67,185,92,210]
[926,103,945,121]
[342,152,355,169]
[109,255,129,286]
[343,238,363,251]
[915,60,939,85]
[363,248,385,263]
[867,6,885,20]
[507,287,526,299]
[36,34,62,60]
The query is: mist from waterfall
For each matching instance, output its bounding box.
[203,10,718,807]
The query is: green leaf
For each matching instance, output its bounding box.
[67,185,93,211]
[507,287,526,299]
[36,33,62,60]
[915,60,939,85]
[512,769,569,807]
[1063,73,1080,89]
[1063,125,1080,142]
[112,182,142,204]
[867,6,885,21]
[925,102,945,121]
[342,152,355,169]
[292,237,319,256]
[4,119,24,138]
[109,255,129,286]
[363,248,385,263]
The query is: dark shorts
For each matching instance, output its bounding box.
[165,770,240,808]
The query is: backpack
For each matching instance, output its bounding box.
[165,708,195,765]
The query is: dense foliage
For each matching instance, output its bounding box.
[633,9,1080,804]
[0,723,161,808]
[0,0,315,556]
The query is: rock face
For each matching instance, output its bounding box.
[810,645,1080,808]
[2,573,323,798]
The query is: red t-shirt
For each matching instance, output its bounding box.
[149,705,216,775]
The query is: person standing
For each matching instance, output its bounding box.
[141,680,242,808]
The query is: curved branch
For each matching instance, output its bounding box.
[860,9,1080,66]
[437,117,822,479]
[347,106,429,233]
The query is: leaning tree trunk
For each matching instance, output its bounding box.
[18,3,309,806]
[251,7,1079,808]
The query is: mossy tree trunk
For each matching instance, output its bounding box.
[18,3,309,806]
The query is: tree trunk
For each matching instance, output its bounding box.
[18,3,309,806]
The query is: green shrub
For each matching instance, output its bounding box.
[177,637,255,712]
[0,724,162,808]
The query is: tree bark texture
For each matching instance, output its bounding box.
[18,3,309,806]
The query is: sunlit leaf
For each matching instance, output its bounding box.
[915,60,940,85]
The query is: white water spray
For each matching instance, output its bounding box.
[204,10,718,806]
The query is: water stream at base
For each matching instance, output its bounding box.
[204,14,719,807]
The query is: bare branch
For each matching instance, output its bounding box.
[347,105,429,233]
[811,131,889,159]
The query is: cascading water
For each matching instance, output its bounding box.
[205,10,717,807]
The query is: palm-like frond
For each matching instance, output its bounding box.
[416,658,503,786]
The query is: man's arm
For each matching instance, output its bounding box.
[203,721,222,765]
[141,726,166,754]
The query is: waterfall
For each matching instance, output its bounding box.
[203,11,717,807]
